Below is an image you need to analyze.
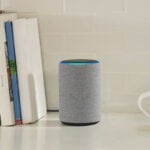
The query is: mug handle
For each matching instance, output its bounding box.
[137,92,150,118]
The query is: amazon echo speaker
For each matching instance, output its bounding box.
[59,59,100,126]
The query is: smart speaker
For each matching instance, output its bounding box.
[59,59,100,126]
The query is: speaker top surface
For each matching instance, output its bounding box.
[60,59,100,65]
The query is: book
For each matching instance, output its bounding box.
[12,18,47,124]
[5,21,22,125]
[0,13,17,126]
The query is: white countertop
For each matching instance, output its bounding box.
[0,112,150,150]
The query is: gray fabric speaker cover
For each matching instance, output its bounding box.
[59,59,100,125]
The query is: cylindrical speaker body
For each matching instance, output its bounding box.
[59,59,100,126]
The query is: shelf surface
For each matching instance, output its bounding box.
[0,112,150,150]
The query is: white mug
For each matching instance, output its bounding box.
[137,92,150,118]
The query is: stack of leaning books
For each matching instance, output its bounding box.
[0,12,47,126]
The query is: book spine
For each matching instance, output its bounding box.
[5,21,22,125]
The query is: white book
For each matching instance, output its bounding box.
[0,13,17,126]
[12,18,47,124]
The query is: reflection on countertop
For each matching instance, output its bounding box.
[0,112,150,150]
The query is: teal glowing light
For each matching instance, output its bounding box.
[60,59,99,65]
[65,62,91,66]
